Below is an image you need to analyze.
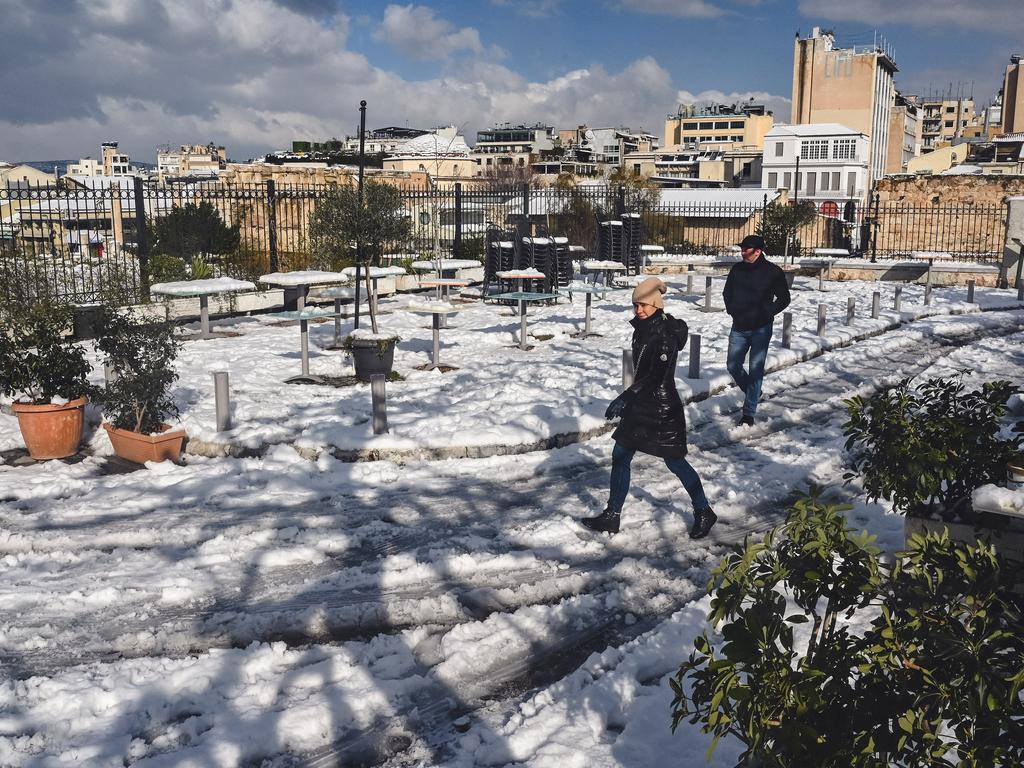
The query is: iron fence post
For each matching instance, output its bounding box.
[266,179,278,273]
[132,176,150,297]
[454,182,463,259]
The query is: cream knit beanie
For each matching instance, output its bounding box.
[631,277,666,309]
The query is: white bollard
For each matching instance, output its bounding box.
[213,371,231,432]
[371,374,389,435]
[782,312,792,349]
[704,276,713,311]
[967,279,976,304]
[872,291,880,318]
[622,349,634,389]
[894,285,902,312]
[846,297,855,326]
[817,304,826,335]
[924,283,932,306]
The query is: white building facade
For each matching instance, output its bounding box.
[761,124,870,211]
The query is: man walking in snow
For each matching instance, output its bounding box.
[722,234,791,426]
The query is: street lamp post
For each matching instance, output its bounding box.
[354,99,367,330]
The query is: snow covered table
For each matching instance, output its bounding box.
[149,277,257,339]
[495,268,546,295]
[341,265,407,318]
[258,271,349,312]
[581,260,626,287]
[418,278,469,329]
[264,307,348,384]
[640,244,664,269]
[407,300,460,370]
[490,290,561,351]
[560,281,610,338]
[411,259,480,277]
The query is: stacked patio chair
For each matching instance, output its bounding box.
[519,235,554,293]
[621,213,643,275]
[597,219,624,264]
[551,236,573,288]
[484,224,516,295]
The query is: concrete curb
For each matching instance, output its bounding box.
[184,302,1024,464]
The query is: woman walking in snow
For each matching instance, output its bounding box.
[579,277,717,539]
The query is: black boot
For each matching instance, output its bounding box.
[689,507,718,539]
[580,507,620,534]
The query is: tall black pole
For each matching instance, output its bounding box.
[354,100,366,330]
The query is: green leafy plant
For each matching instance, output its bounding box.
[671,488,1024,768]
[148,254,189,285]
[757,201,817,259]
[150,202,240,264]
[93,308,181,434]
[188,257,214,280]
[0,302,91,404]
[843,374,1022,519]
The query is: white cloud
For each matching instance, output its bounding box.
[0,0,792,162]
[797,0,1024,33]
[616,0,727,18]
[489,0,563,17]
[374,4,486,60]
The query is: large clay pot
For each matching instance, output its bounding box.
[350,337,397,382]
[12,397,88,460]
[104,422,186,465]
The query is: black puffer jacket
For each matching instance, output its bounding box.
[612,309,689,459]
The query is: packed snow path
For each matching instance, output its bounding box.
[2,308,1024,766]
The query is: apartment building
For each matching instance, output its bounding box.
[886,93,921,174]
[470,123,555,175]
[157,143,227,178]
[382,129,475,188]
[339,126,431,155]
[919,97,977,153]
[663,102,774,151]
[101,142,131,175]
[1003,55,1023,134]
[791,27,896,188]
[762,123,870,211]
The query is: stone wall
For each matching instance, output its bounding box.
[876,174,1024,205]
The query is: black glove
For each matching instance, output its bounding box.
[604,394,629,420]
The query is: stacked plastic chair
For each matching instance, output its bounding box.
[484,224,516,295]
[597,220,624,265]
[551,236,572,288]
[621,213,643,275]
[519,235,553,293]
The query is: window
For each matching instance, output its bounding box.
[796,172,803,191]
[731,136,743,142]
[946,106,955,113]
[767,172,778,187]
[714,121,729,129]
[831,171,840,191]
[800,139,828,160]
[730,121,744,129]
[944,121,954,128]
[833,138,856,160]
[683,122,699,130]
[806,172,816,195]
[633,164,641,174]
[783,172,792,189]
[847,171,857,197]
[699,122,713,130]
[775,142,784,157]
[715,135,729,141]
[961,120,968,127]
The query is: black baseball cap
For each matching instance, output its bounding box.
[738,235,765,251]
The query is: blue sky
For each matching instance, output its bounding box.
[1,0,1019,163]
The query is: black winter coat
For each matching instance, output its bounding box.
[723,254,791,331]
[612,309,689,459]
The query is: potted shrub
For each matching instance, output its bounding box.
[309,180,411,381]
[843,373,1024,552]
[94,308,186,464]
[0,302,91,459]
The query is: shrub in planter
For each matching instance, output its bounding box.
[0,302,92,459]
[843,373,1022,521]
[94,308,185,463]
[671,489,1024,768]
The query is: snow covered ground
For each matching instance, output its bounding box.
[1,275,1024,767]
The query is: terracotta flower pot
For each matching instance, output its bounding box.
[12,397,88,460]
[104,422,186,465]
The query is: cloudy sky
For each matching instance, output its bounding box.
[1,0,1020,164]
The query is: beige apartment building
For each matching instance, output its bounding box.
[919,98,977,153]
[792,27,896,187]
[663,103,774,151]
[157,143,227,178]
[886,93,921,174]
[1003,55,1023,134]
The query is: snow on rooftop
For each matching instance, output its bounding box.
[766,123,866,138]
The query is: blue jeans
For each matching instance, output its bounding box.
[727,323,773,417]
[607,441,709,513]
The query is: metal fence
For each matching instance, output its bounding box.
[0,179,1009,308]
